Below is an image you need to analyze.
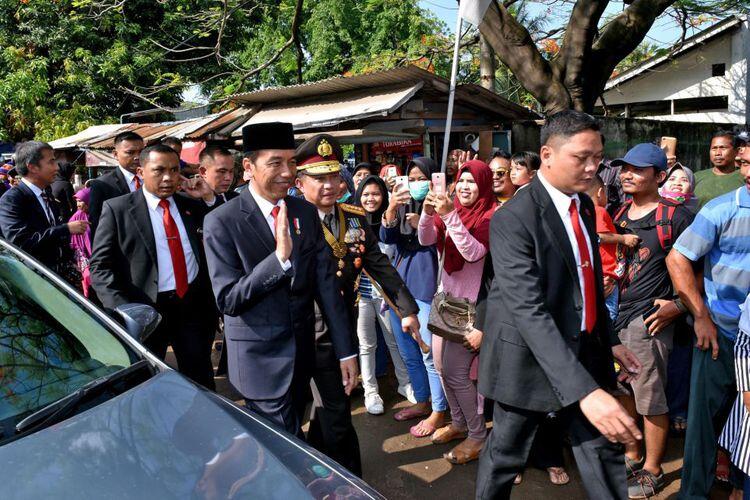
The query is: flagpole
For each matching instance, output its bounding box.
[440,13,464,174]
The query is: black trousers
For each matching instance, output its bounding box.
[476,401,626,499]
[147,283,216,391]
[305,343,362,477]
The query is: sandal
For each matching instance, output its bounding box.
[431,425,468,445]
[410,419,438,438]
[626,455,645,478]
[394,406,431,422]
[547,467,570,485]
[443,439,484,465]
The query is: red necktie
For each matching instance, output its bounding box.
[158,199,188,298]
[134,176,141,190]
[271,205,280,234]
[569,199,597,333]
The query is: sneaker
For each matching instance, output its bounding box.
[625,455,645,478]
[397,384,418,404]
[365,394,385,415]
[627,469,664,499]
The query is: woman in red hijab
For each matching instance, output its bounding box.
[417,159,495,464]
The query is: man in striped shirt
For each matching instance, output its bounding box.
[667,144,750,499]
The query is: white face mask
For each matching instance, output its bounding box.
[242,170,252,182]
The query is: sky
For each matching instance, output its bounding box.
[419,0,696,47]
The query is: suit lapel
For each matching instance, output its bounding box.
[113,168,131,195]
[239,189,275,253]
[530,179,580,290]
[18,183,52,228]
[127,191,158,264]
[174,195,201,258]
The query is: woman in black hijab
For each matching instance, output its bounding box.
[354,174,413,415]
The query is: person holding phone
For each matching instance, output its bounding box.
[381,157,448,437]
[610,143,694,498]
[418,159,496,465]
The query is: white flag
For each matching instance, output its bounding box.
[458,0,492,26]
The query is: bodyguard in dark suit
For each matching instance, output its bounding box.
[89,144,218,390]
[198,145,238,206]
[203,123,358,437]
[474,111,643,500]
[294,134,421,476]
[197,144,238,376]
[88,131,144,240]
[0,141,89,272]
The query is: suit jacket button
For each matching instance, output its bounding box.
[575,305,582,311]
[572,333,579,340]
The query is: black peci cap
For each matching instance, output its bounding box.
[242,122,296,153]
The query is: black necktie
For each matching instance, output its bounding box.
[324,213,334,232]
[40,192,55,225]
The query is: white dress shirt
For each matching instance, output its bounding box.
[142,188,199,292]
[537,172,594,332]
[247,185,292,271]
[21,178,55,225]
[119,166,142,193]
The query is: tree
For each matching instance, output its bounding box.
[475,0,750,114]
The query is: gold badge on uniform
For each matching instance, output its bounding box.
[317,139,333,158]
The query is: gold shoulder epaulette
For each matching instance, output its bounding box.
[339,203,365,216]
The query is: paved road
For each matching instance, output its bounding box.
[171,347,733,499]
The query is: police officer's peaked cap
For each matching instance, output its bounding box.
[295,134,343,175]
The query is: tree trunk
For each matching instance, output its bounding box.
[477,0,676,115]
[479,34,496,91]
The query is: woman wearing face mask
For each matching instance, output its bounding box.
[337,167,356,204]
[381,157,448,437]
[354,175,415,414]
[418,160,495,464]
[659,163,698,213]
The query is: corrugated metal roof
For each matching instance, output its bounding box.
[235,84,423,134]
[229,65,537,120]
[51,108,249,150]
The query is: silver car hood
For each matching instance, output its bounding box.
[0,371,377,499]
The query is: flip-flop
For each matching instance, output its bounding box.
[410,419,437,438]
[547,467,570,485]
[394,406,431,422]
[431,425,468,444]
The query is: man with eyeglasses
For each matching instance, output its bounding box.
[488,150,517,207]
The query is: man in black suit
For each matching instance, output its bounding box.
[0,141,89,272]
[474,111,643,500]
[88,131,144,240]
[197,144,238,376]
[198,145,237,206]
[89,143,218,389]
[203,122,358,437]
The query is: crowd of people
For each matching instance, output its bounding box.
[0,112,749,500]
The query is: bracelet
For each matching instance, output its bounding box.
[673,298,688,314]
[382,214,399,228]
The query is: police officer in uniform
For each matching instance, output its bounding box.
[294,134,422,476]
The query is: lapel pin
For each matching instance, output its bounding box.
[293,218,301,235]
[185,210,192,216]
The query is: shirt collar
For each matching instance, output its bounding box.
[142,187,174,211]
[737,185,750,208]
[21,178,44,197]
[317,207,335,221]
[118,166,137,184]
[247,184,279,218]
[537,171,580,219]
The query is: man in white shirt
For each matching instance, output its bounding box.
[88,131,145,241]
[203,123,358,442]
[474,110,642,499]
[0,141,88,272]
[90,143,218,389]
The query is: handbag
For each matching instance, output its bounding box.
[427,252,476,343]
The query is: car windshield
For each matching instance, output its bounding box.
[0,247,139,443]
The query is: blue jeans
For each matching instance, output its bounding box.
[605,283,619,322]
[389,299,447,412]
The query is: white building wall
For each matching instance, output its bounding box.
[601,18,748,125]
